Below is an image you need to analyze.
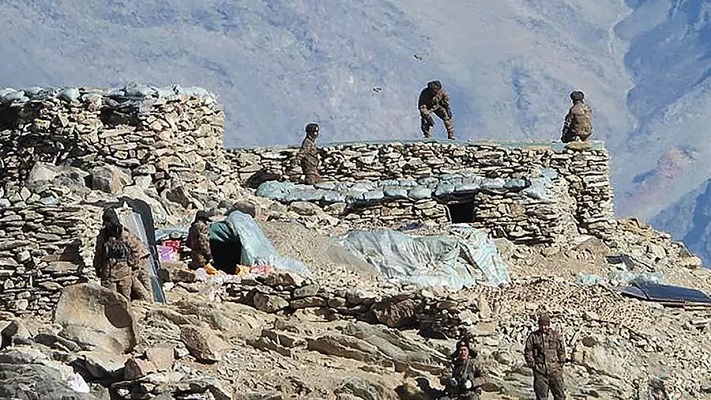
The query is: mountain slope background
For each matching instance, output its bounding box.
[2,0,711,262]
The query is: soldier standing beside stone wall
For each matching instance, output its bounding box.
[524,312,567,400]
[186,210,212,270]
[561,90,592,143]
[295,123,322,185]
[418,80,456,140]
[92,208,151,301]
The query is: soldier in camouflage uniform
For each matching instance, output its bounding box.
[93,208,150,300]
[186,210,212,270]
[524,313,567,400]
[419,80,455,140]
[440,340,488,400]
[561,91,592,143]
[296,123,322,185]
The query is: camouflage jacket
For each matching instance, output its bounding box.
[452,357,487,389]
[524,329,566,375]
[562,101,593,138]
[93,228,149,281]
[297,136,319,170]
[418,87,451,113]
[187,220,212,259]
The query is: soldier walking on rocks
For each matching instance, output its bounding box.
[524,313,567,400]
[418,80,455,140]
[186,210,212,270]
[561,90,592,143]
[440,340,488,400]
[296,123,322,185]
[93,208,150,301]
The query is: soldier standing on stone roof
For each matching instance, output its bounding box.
[440,339,488,400]
[186,210,212,270]
[93,208,150,301]
[295,123,322,185]
[524,312,567,400]
[561,90,593,143]
[418,80,455,140]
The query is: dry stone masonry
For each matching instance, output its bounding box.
[0,84,230,314]
[229,141,616,244]
[0,84,230,207]
[0,85,618,316]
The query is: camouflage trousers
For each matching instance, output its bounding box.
[189,252,210,270]
[561,130,591,143]
[303,165,322,185]
[421,108,455,139]
[132,263,154,302]
[533,372,566,400]
[101,276,132,300]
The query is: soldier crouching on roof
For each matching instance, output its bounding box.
[419,80,456,140]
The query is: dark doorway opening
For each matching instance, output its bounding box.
[447,202,473,223]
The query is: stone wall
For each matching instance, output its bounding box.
[0,204,100,315]
[228,141,616,242]
[0,85,230,314]
[0,85,230,209]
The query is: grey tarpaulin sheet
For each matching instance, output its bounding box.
[217,210,311,276]
[256,169,556,205]
[338,224,510,290]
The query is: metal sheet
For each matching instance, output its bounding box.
[115,207,167,304]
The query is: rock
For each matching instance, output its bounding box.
[572,341,627,379]
[335,377,397,400]
[89,166,130,194]
[346,289,378,306]
[229,201,263,220]
[467,321,498,337]
[1,320,31,346]
[180,325,223,363]
[253,292,290,313]
[58,87,81,102]
[26,162,59,183]
[290,296,327,309]
[54,283,138,354]
[0,363,98,400]
[293,284,320,298]
[288,201,323,216]
[124,358,157,379]
[681,256,703,269]
[34,333,82,352]
[74,351,129,379]
[371,299,417,328]
[477,293,493,320]
[341,322,448,372]
[146,346,174,371]
[264,271,305,288]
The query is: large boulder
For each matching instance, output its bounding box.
[180,325,225,363]
[0,363,99,400]
[88,166,131,194]
[54,284,138,354]
[0,347,97,399]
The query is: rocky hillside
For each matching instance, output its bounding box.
[3,165,711,400]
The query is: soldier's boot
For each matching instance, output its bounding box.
[444,119,455,140]
[421,118,432,138]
